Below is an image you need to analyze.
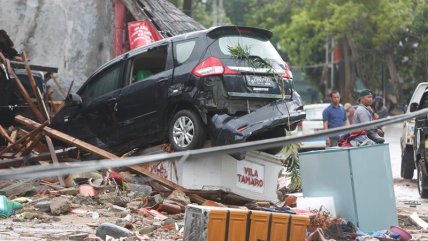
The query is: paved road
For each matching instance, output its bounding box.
[384,121,420,202]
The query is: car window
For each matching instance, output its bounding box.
[174,40,196,65]
[80,63,122,102]
[420,91,428,109]
[305,107,326,121]
[218,36,283,63]
[130,45,169,84]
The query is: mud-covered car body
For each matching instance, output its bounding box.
[51,26,305,154]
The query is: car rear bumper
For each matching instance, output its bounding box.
[208,99,305,146]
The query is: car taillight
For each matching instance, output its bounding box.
[280,62,293,79]
[297,121,303,131]
[192,57,239,77]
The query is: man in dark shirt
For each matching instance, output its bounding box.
[353,89,385,143]
[323,90,349,146]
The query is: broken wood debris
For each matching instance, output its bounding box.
[0,120,48,157]
[14,115,206,204]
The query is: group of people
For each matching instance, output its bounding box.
[322,89,385,147]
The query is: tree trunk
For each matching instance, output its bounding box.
[211,0,218,26]
[183,0,192,17]
[385,53,400,105]
[341,38,353,103]
[218,0,224,25]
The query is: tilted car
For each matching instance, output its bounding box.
[51,26,305,155]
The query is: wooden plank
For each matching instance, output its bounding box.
[11,73,45,122]
[21,52,38,100]
[14,115,206,204]
[45,136,66,187]
[35,87,50,121]
[20,133,44,156]
[0,148,76,168]
[0,121,49,156]
[0,124,13,144]
[9,60,58,73]
[18,129,48,153]
[7,130,17,147]
[49,74,67,99]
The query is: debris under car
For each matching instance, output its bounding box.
[50,26,305,156]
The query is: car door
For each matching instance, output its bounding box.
[403,83,428,149]
[78,60,125,146]
[114,43,173,146]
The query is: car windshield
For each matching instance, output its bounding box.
[305,106,326,121]
[218,36,283,63]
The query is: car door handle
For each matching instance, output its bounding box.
[106,97,117,103]
[106,98,118,111]
[158,78,168,86]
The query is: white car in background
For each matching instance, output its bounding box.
[298,103,330,150]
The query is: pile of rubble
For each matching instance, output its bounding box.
[0,170,200,240]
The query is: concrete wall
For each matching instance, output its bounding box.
[0,0,115,91]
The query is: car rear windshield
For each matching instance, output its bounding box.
[218,36,283,63]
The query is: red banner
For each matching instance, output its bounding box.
[128,20,163,50]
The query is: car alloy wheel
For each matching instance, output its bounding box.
[168,109,206,151]
[173,116,194,148]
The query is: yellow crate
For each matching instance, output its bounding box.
[184,204,310,241]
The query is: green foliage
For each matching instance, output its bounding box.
[227,44,273,70]
[279,142,301,192]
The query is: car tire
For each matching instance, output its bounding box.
[418,162,428,198]
[168,109,206,151]
[401,146,415,179]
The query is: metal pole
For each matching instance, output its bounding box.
[330,37,334,90]
[325,37,329,97]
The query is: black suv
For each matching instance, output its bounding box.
[51,26,305,154]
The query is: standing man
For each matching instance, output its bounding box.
[353,89,385,143]
[323,90,349,146]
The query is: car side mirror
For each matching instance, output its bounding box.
[410,102,419,112]
[68,93,82,106]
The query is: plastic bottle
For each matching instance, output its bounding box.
[0,195,23,218]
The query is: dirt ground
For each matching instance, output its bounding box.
[0,179,427,241]
[394,179,428,240]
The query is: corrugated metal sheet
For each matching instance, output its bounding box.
[136,0,206,37]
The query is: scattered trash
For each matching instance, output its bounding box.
[0,195,23,217]
[91,211,100,220]
[79,184,97,197]
[95,223,131,240]
[409,212,428,230]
